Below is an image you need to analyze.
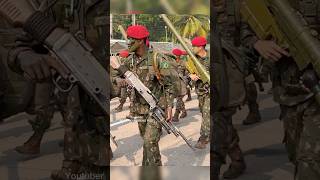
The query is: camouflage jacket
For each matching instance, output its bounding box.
[121,50,176,115]
[175,57,188,77]
[213,0,258,50]
[195,53,210,96]
[167,56,188,96]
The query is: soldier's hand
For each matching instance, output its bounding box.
[189,74,200,81]
[254,40,289,62]
[18,51,68,81]
[110,56,121,69]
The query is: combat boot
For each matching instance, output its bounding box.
[15,131,44,155]
[179,109,187,118]
[194,136,209,149]
[172,110,180,122]
[223,144,246,179]
[51,160,81,180]
[242,103,261,125]
[186,94,192,101]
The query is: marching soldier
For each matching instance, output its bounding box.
[112,25,176,165]
[252,1,320,179]
[212,0,261,178]
[171,48,188,122]
[189,36,210,149]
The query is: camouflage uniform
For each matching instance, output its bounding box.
[272,1,320,179]
[121,51,175,166]
[115,86,129,111]
[260,58,274,83]
[212,0,258,178]
[194,55,210,141]
[7,0,109,177]
[243,72,261,125]
[171,56,188,121]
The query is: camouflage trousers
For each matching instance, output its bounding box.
[119,87,129,104]
[28,82,55,134]
[176,96,186,112]
[198,93,210,139]
[138,115,162,166]
[281,100,320,180]
[212,106,244,164]
[59,86,109,169]
[260,59,274,82]
[245,81,259,113]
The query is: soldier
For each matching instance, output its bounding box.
[189,36,210,149]
[114,50,130,112]
[251,1,320,179]
[171,48,188,122]
[212,0,260,178]
[111,25,175,165]
[6,0,109,179]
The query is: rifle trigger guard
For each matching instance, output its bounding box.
[53,75,74,93]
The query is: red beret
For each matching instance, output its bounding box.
[119,50,129,58]
[172,48,183,56]
[191,36,207,46]
[126,25,149,39]
[181,50,187,55]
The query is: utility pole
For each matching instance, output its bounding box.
[132,14,136,25]
[165,26,168,42]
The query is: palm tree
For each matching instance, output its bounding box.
[173,15,210,39]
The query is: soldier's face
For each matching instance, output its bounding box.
[192,46,201,54]
[128,38,142,52]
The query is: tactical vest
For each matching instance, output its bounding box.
[125,51,176,115]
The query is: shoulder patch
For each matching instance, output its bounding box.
[160,61,170,69]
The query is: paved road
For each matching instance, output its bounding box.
[221,83,294,180]
[110,91,210,166]
[0,84,294,180]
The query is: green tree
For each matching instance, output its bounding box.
[172,15,210,39]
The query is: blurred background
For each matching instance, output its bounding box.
[110,0,209,15]
[111,166,210,180]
